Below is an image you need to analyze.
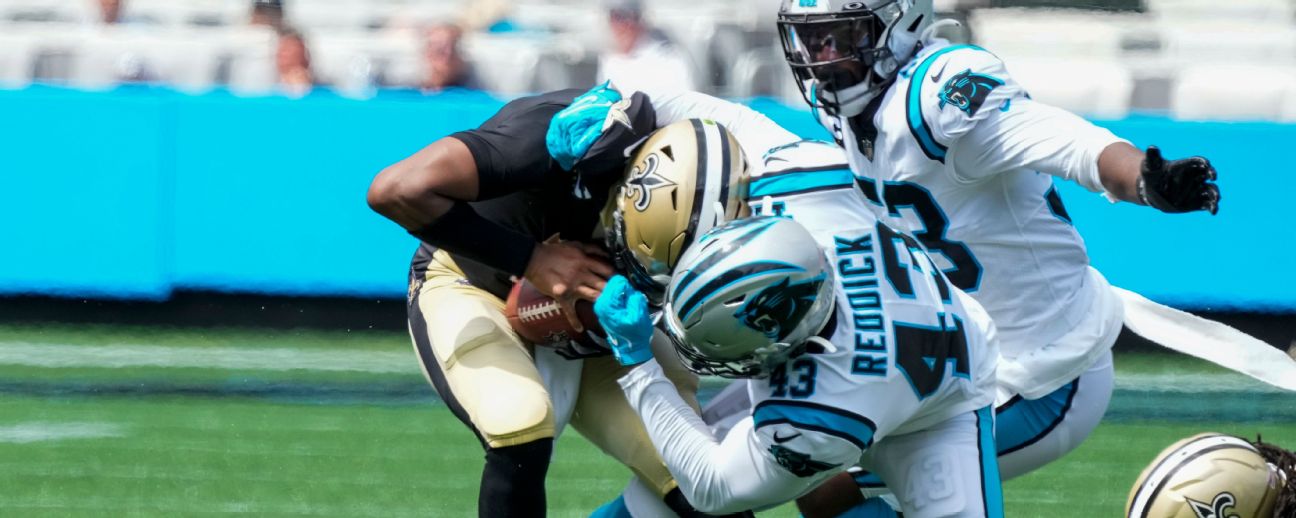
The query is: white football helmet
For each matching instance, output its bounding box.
[663,216,835,378]
[777,0,935,116]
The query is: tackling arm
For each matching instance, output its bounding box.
[367,136,478,230]
[949,99,1220,214]
[645,89,801,167]
[618,360,859,514]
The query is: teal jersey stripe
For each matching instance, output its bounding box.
[753,400,876,450]
[976,406,1005,518]
[748,169,855,198]
[905,44,986,163]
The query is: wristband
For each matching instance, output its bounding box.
[411,202,535,277]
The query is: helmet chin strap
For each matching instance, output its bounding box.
[820,80,878,117]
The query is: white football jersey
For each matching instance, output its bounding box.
[744,141,998,464]
[819,41,1122,359]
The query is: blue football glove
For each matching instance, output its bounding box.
[545,81,623,171]
[594,275,655,366]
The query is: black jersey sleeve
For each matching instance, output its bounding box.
[450,89,582,200]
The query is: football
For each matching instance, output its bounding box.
[505,279,604,346]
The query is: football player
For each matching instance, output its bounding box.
[593,141,1004,515]
[776,0,1221,511]
[367,82,795,517]
[1126,433,1295,518]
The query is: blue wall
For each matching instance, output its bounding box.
[1,87,1290,311]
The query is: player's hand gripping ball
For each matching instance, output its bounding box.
[594,275,655,366]
[505,278,604,347]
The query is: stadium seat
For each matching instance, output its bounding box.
[1160,23,1296,67]
[0,29,37,86]
[1006,58,1133,119]
[70,27,225,92]
[728,46,797,101]
[1147,0,1294,24]
[969,8,1134,61]
[1171,65,1296,121]
[460,34,545,95]
[287,0,381,33]
[308,30,420,96]
[0,0,93,24]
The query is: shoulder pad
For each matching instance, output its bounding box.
[904,45,1026,163]
[751,400,871,477]
[747,140,854,200]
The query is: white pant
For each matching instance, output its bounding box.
[994,349,1114,479]
[857,408,1003,517]
[694,348,1113,511]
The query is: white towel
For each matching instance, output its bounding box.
[1115,287,1296,392]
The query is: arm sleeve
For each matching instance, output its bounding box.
[947,98,1128,193]
[618,360,861,514]
[450,91,578,199]
[643,89,801,169]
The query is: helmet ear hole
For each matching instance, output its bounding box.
[723,295,746,307]
[660,145,674,161]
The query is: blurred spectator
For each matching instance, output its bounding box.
[251,0,285,29]
[95,0,155,26]
[421,24,480,92]
[276,28,314,96]
[98,0,122,24]
[598,0,696,93]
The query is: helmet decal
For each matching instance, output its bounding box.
[671,217,781,304]
[677,261,803,322]
[735,273,827,341]
[624,153,676,212]
[1185,492,1239,518]
[938,69,1005,116]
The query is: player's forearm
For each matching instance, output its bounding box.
[619,360,812,513]
[368,137,535,275]
[649,90,799,166]
[1096,141,1145,204]
[951,100,1126,195]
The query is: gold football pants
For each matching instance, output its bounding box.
[407,250,699,498]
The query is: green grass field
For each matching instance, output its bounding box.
[1,324,1292,517]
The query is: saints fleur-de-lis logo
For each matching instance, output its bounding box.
[625,153,675,212]
[602,98,634,131]
[1186,492,1240,518]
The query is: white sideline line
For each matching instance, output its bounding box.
[0,422,125,443]
[0,342,417,374]
[0,342,1287,393]
[1115,372,1286,394]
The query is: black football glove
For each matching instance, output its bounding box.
[1138,146,1220,215]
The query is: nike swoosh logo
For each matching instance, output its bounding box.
[773,431,802,444]
[930,61,949,83]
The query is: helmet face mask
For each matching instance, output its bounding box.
[601,119,750,308]
[778,0,932,116]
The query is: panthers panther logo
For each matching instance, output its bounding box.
[768,443,840,478]
[1186,492,1240,518]
[938,69,1005,116]
[735,275,824,342]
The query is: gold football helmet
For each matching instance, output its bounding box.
[602,119,750,305]
[1126,433,1290,518]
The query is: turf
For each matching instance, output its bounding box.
[1,324,1292,517]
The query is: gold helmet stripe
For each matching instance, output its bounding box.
[1128,434,1257,518]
